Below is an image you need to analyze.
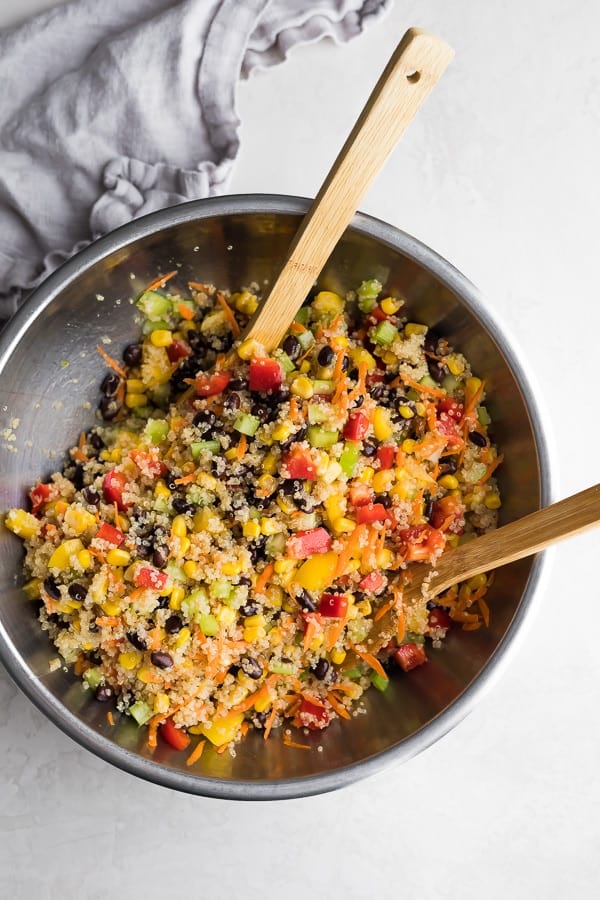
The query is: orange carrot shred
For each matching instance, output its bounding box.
[327,691,351,720]
[236,433,247,460]
[107,711,115,727]
[255,562,274,595]
[215,292,241,338]
[96,344,126,378]
[143,270,178,294]
[174,472,197,485]
[300,692,326,709]
[373,599,394,622]
[94,616,120,627]
[186,739,206,766]
[283,737,311,750]
[477,453,504,484]
[178,302,195,320]
[263,706,277,741]
[188,281,212,293]
[353,647,389,681]
[396,373,446,399]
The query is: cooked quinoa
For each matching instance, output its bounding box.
[5,275,502,755]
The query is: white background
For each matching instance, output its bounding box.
[2,1,600,898]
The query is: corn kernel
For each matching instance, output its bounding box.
[468,573,487,591]
[64,506,96,535]
[243,520,261,540]
[356,599,372,616]
[137,667,155,684]
[268,627,282,647]
[274,559,296,575]
[415,402,427,417]
[380,296,402,315]
[175,535,191,557]
[257,474,278,495]
[169,585,186,609]
[332,516,356,534]
[271,422,293,443]
[243,625,263,643]
[237,338,263,360]
[282,596,297,613]
[125,392,148,409]
[118,650,141,671]
[447,354,465,376]
[150,329,173,347]
[126,378,145,392]
[484,493,502,510]
[232,290,259,315]
[260,517,281,536]
[382,351,397,366]
[312,291,344,317]
[398,404,415,419]
[106,548,131,567]
[465,376,482,398]
[404,323,428,336]
[349,347,377,371]
[376,548,394,569]
[173,626,191,649]
[310,633,324,651]
[23,577,41,600]
[458,583,472,605]
[196,471,218,491]
[154,479,171,500]
[277,495,297,515]
[54,500,69,516]
[265,584,283,608]
[372,469,394,493]
[290,375,314,400]
[101,599,122,616]
[373,406,393,441]
[244,614,264,629]
[171,515,187,538]
[4,508,40,540]
[154,692,170,713]
[262,452,277,474]
[438,474,459,490]
[299,360,311,374]
[221,559,242,576]
[182,560,201,580]
[331,648,346,665]
[109,448,122,463]
[324,494,346,523]
[217,606,237,627]
[446,534,460,548]
[358,466,374,484]
[225,447,239,461]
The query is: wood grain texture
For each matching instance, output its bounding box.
[243,28,455,352]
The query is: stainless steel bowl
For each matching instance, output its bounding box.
[0,195,551,799]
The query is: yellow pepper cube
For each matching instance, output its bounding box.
[260,517,281,536]
[359,466,374,484]
[372,469,394,493]
[295,551,338,593]
[101,599,122,616]
[154,692,170,714]
[242,520,261,540]
[332,516,356,534]
[271,422,293,443]
[202,712,245,746]
[173,626,191,649]
[106,548,131,567]
[404,323,427,337]
[48,538,84,570]
[373,407,393,441]
[262,452,278,474]
[5,508,40,540]
[312,291,344,317]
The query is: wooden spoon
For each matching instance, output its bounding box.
[360,483,600,652]
[241,27,455,354]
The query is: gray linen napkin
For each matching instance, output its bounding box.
[0,0,390,320]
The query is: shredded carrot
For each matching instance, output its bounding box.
[174,472,197,485]
[478,596,490,627]
[216,742,230,754]
[230,677,277,714]
[353,647,389,681]
[396,373,446,399]
[143,270,178,294]
[463,621,482,631]
[178,302,195,320]
[283,736,311,750]
[289,321,307,334]
[215,292,241,338]
[236,433,247,460]
[325,617,347,651]
[147,714,164,750]
[107,711,115,727]
[327,691,351,720]
[94,616,120,628]
[300,691,326,709]
[463,379,485,421]
[303,615,321,652]
[96,344,126,378]
[286,698,302,718]
[186,739,206,766]
[255,562,274,595]
[477,453,504,484]
[332,346,345,382]
[188,281,212,293]
[113,501,121,531]
[288,395,300,423]
[334,523,368,578]
[373,599,394,622]
[240,721,250,739]
[72,431,89,463]
[263,705,277,741]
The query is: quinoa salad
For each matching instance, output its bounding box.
[5,273,503,758]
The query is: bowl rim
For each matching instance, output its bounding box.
[0,193,554,800]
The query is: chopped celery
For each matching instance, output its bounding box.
[477,405,491,425]
[372,320,398,346]
[186,485,211,507]
[442,374,459,393]
[307,425,339,449]
[181,588,209,621]
[419,375,438,390]
[297,330,314,352]
[307,403,330,425]
[209,580,233,600]
[402,631,426,645]
[132,405,155,419]
[357,278,382,313]
[345,667,363,680]
[312,379,335,394]
[199,613,219,636]
[463,461,488,484]
[165,561,187,583]
[268,660,296,676]
[144,418,169,444]
[83,667,104,690]
[266,533,286,556]
[129,700,153,726]
[233,413,260,436]
[153,497,170,515]
[148,383,171,408]
[294,307,309,326]
[277,351,296,374]
[370,671,390,692]
[339,441,360,477]
[136,291,172,321]
[191,440,220,459]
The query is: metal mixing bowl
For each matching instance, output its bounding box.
[0,195,551,799]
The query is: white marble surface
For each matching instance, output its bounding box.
[2,1,600,897]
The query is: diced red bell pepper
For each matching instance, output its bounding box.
[343,411,370,441]
[437,398,464,422]
[295,698,331,730]
[430,494,465,533]
[160,716,191,751]
[287,527,332,560]
[166,339,192,363]
[319,593,349,618]
[365,370,386,387]
[358,570,387,594]
[249,357,283,393]
[129,450,167,479]
[376,445,395,469]
[436,398,464,445]
[102,470,130,511]
[394,642,428,672]
[349,482,374,507]
[368,306,389,323]
[398,524,446,562]
[428,607,452,631]
[356,502,389,525]
[282,447,317,481]
[29,482,55,515]
[134,566,169,590]
[96,522,125,546]
[195,370,231,397]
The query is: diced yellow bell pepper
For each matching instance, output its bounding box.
[202,712,244,746]
[48,538,84,570]
[373,407,394,441]
[118,650,142,670]
[312,291,344,317]
[295,551,338,593]
[5,508,41,540]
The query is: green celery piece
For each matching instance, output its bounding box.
[357,278,382,313]
[165,560,187,583]
[233,413,260,436]
[144,418,169,444]
[312,379,335,394]
[136,291,172,321]
[373,320,398,346]
[344,667,363,680]
[419,374,438,390]
[307,403,330,425]
[370,671,390,692]
[191,440,220,459]
[277,351,296,374]
[83,667,104,690]
[294,307,309,326]
[265,533,286,557]
[268,660,296,676]
[307,425,339,449]
[477,405,491,425]
[339,441,360,477]
[129,700,153,726]
[209,579,233,600]
[442,374,459,393]
[297,329,314,352]
[199,613,219,637]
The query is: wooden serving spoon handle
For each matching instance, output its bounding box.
[242,27,454,353]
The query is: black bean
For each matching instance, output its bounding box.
[88,620,98,633]
[362,439,378,457]
[240,656,263,680]
[136,538,153,559]
[469,430,488,447]
[439,455,458,474]
[186,331,206,352]
[282,479,302,495]
[252,403,277,423]
[47,612,69,630]
[95,684,113,702]
[193,409,216,428]
[240,602,259,617]
[255,711,269,727]
[297,589,317,613]
[354,395,364,408]
[282,334,302,361]
[370,382,385,400]
[424,330,440,354]
[89,432,104,452]
[152,546,169,569]
[374,493,393,508]
[318,345,335,367]
[157,595,170,609]
[269,386,290,404]
[341,355,350,372]
[43,576,61,601]
[238,576,252,587]
[229,377,248,391]
[171,497,195,515]
[71,464,85,491]
[68,582,87,602]
[224,392,241,411]
[294,493,315,513]
[127,631,148,651]
[427,359,446,383]
[164,471,179,490]
[99,396,120,421]
[312,658,330,680]
[123,343,142,366]
[101,371,122,397]
[424,498,434,521]
[151,651,173,669]
[348,367,359,381]
[165,615,183,634]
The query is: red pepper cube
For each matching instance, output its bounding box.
[129,450,167,479]
[29,482,55,515]
[160,716,191,751]
[399,524,445,562]
[394,642,428,672]
[349,483,374,507]
[428,607,452,631]
[376,445,395,470]
[96,522,125,546]
[356,502,389,525]
[166,339,192,363]
[287,527,332,560]
[282,448,318,481]
[358,570,387,594]
[249,358,283,393]
[102,470,130,511]
[319,593,348,618]
[343,411,370,442]
[296,698,331,730]
[134,566,169,591]
[195,370,231,397]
